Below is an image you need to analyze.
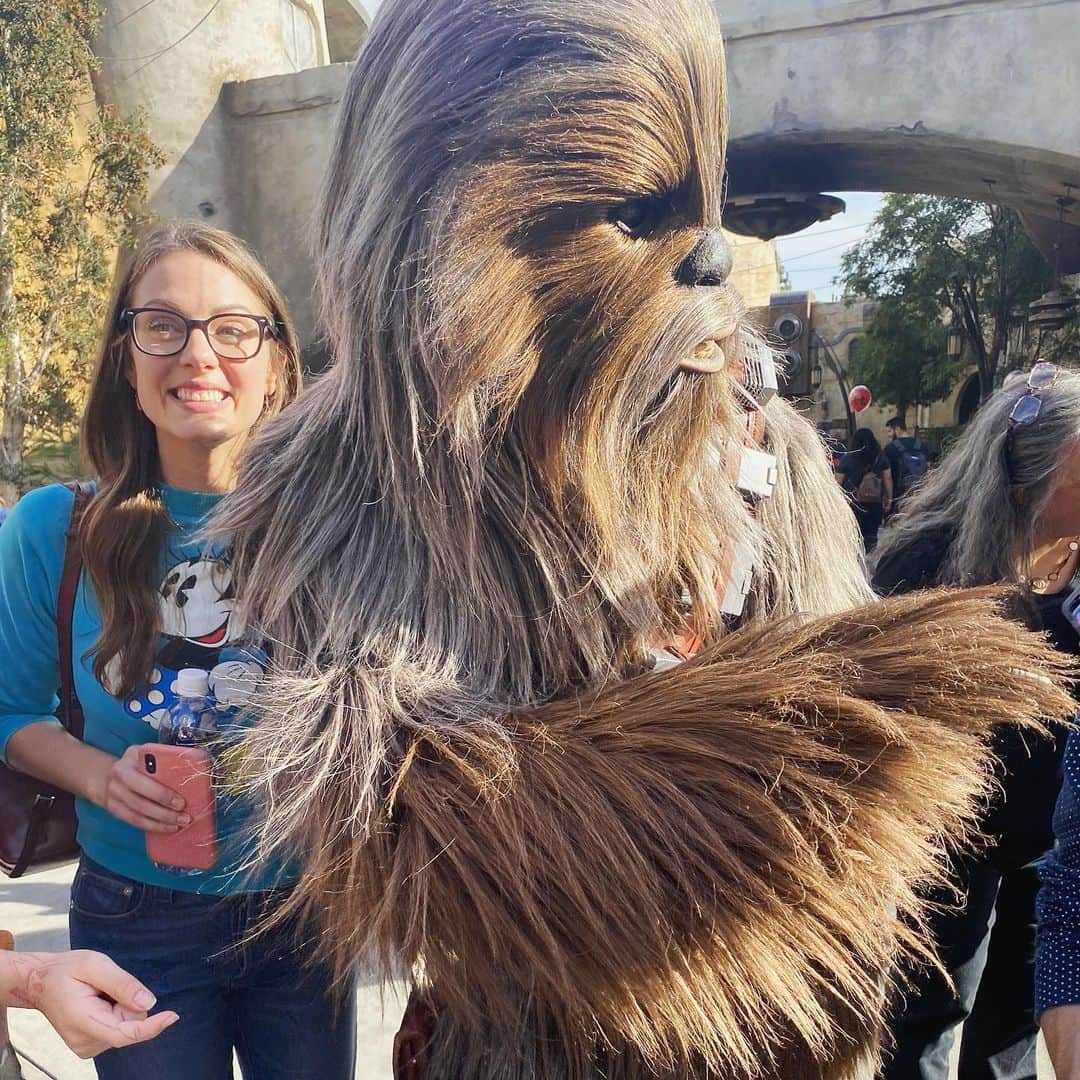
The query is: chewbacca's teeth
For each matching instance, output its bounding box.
[681,341,727,374]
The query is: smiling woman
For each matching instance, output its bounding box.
[120,251,282,495]
[80,227,300,694]
[0,224,357,1080]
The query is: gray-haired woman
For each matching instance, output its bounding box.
[874,361,1080,1080]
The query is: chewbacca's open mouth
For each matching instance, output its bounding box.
[679,326,737,375]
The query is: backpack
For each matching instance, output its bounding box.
[894,437,929,495]
[854,467,883,506]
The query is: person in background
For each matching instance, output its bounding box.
[817,423,848,483]
[873,361,1079,1080]
[883,415,932,512]
[838,427,893,551]
[0,222,355,1080]
[1037,728,1080,1080]
[0,943,178,1060]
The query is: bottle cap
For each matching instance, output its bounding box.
[175,668,210,699]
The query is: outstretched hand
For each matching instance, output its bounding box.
[8,949,178,1058]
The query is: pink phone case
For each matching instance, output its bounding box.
[139,745,219,871]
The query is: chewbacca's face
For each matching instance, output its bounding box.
[322,0,755,574]
[427,0,749,520]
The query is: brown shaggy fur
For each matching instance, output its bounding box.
[210,0,1077,1076]
[324,590,1075,1079]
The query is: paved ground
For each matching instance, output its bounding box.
[0,866,1059,1078]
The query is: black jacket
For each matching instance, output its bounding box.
[872,526,954,596]
[873,527,1071,859]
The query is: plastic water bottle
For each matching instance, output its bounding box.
[159,668,217,746]
[155,668,217,876]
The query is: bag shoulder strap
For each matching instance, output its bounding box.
[58,481,94,741]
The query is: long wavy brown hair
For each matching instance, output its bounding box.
[80,222,302,695]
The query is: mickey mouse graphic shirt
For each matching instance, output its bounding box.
[0,482,291,893]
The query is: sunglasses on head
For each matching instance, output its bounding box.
[1006,360,1057,430]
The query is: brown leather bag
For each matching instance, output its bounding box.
[393,994,437,1079]
[0,481,94,878]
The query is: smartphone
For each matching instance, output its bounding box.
[138,745,219,871]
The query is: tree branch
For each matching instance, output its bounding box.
[24,308,60,391]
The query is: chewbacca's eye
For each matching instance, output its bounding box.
[608,196,667,239]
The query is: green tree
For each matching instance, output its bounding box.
[0,0,162,503]
[839,195,1053,423]
[847,295,952,427]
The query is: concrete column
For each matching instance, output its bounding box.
[324,0,372,62]
[222,63,352,350]
[91,0,330,230]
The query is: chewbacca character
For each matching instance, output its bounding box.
[213,0,1075,1076]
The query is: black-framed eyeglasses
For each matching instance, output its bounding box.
[118,307,279,361]
[1007,360,1057,430]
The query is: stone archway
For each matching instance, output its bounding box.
[720,0,1080,267]
[955,374,981,426]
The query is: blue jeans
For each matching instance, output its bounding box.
[68,857,357,1080]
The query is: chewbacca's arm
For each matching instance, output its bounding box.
[261,590,1073,1075]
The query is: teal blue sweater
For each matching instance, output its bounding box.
[0,483,289,894]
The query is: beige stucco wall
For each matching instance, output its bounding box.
[728,234,781,311]
[222,65,352,350]
[807,298,862,423]
[324,0,372,62]
[802,295,980,441]
[792,297,899,440]
[91,0,331,231]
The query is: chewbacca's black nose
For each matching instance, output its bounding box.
[676,229,733,287]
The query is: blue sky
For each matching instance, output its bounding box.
[773,192,884,301]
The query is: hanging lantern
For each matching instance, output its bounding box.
[1028,193,1079,336]
[1028,288,1078,334]
[946,324,964,363]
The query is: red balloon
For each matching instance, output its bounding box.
[848,385,872,413]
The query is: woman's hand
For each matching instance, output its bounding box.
[5,950,179,1059]
[6,725,186,835]
[99,744,190,834]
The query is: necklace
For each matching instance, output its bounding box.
[154,487,186,534]
[1026,536,1080,591]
